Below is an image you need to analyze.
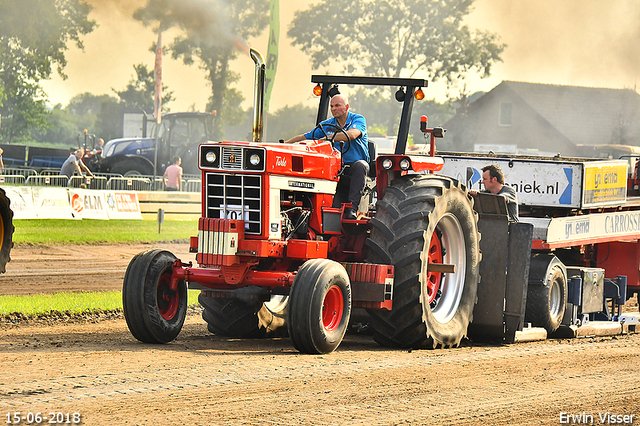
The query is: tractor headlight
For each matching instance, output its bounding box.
[243,148,265,171]
[399,158,411,171]
[200,146,220,168]
[382,158,393,170]
[205,151,217,163]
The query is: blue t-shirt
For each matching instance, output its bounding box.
[304,111,369,164]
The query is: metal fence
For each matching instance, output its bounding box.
[0,175,26,185]
[2,167,37,178]
[25,175,69,187]
[69,175,108,190]
[0,167,201,192]
[106,177,153,191]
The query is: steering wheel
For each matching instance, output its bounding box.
[310,123,330,140]
[312,123,352,157]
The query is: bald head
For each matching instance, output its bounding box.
[331,94,348,105]
[330,94,350,123]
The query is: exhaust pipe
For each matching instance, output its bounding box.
[250,48,265,143]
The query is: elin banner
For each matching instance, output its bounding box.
[105,191,143,219]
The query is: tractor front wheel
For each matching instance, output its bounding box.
[123,250,187,343]
[287,259,351,354]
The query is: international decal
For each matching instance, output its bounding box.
[288,181,315,189]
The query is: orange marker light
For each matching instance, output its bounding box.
[414,88,425,100]
[313,84,323,96]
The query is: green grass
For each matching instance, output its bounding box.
[13,219,198,245]
[6,219,201,317]
[0,290,201,316]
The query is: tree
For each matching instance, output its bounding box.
[0,82,49,143]
[134,0,269,139]
[114,63,174,112]
[31,104,81,146]
[288,0,505,95]
[94,97,125,143]
[265,103,317,142]
[0,0,95,142]
[32,93,123,145]
[67,93,114,118]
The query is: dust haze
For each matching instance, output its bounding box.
[40,0,640,113]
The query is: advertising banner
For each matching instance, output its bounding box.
[69,189,110,220]
[440,155,582,208]
[104,191,143,219]
[582,161,627,207]
[2,186,37,219]
[31,187,76,219]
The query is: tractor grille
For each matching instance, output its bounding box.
[205,173,262,235]
[222,147,243,169]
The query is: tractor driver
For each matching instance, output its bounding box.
[284,94,369,220]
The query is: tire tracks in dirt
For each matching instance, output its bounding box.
[1,316,638,425]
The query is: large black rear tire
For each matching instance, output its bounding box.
[199,294,264,338]
[199,293,289,338]
[123,250,187,343]
[366,175,480,349]
[0,188,14,273]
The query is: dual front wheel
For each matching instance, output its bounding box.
[124,252,350,354]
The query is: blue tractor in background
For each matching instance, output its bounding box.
[93,112,216,176]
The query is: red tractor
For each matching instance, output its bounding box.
[123,51,481,353]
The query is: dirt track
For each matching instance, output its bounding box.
[1,244,639,425]
[0,243,193,296]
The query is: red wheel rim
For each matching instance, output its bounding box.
[322,285,344,331]
[157,272,179,320]
[427,233,444,304]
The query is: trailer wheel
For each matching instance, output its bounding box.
[366,175,480,349]
[287,259,351,354]
[525,254,567,333]
[0,188,14,274]
[123,250,187,343]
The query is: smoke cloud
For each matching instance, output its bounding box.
[465,0,640,93]
[41,0,640,114]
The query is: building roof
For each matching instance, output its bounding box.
[493,81,640,145]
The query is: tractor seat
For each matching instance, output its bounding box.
[368,141,377,178]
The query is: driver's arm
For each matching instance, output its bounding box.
[284,134,307,144]
[332,128,361,142]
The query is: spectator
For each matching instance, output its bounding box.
[93,138,105,155]
[0,147,4,171]
[61,149,94,179]
[163,156,182,191]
